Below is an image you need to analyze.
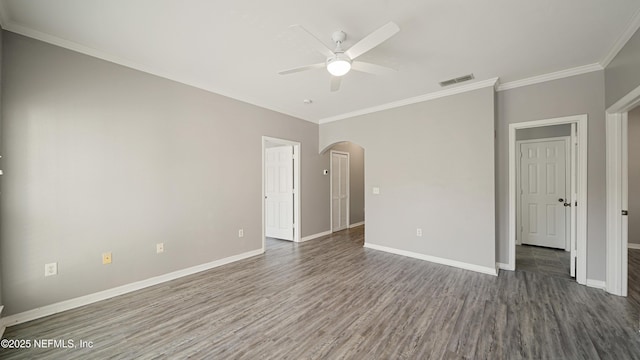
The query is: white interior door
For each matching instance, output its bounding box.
[265,146,294,241]
[331,151,349,232]
[520,140,568,249]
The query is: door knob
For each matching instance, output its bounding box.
[564,202,571,207]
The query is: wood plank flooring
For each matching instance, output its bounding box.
[2,226,640,359]
[516,244,571,280]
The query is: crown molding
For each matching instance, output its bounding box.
[496,63,603,92]
[318,77,499,124]
[600,7,640,68]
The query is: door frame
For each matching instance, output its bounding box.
[508,114,588,286]
[262,136,301,251]
[605,84,640,296]
[515,137,571,250]
[330,150,350,232]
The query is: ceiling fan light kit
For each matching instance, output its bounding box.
[278,22,400,91]
[327,54,352,76]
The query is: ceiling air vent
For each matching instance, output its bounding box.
[439,74,475,87]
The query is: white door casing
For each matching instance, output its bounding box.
[508,114,587,286]
[519,139,568,249]
[265,145,294,241]
[605,83,640,297]
[331,151,349,232]
[570,124,578,278]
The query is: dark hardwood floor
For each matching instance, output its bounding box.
[2,226,640,359]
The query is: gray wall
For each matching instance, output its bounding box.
[328,142,365,225]
[0,32,328,315]
[605,27,640,108]
[320,87,496,270]
[497,70,606,280]
[516,124,570,141]
[629,107,640,245]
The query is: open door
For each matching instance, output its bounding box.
[570,124,577,278]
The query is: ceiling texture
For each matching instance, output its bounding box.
[0,0,639,123]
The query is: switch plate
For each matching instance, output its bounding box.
[238,229,244,238]
[45,262,58,277]
[102,252,112,265]
[416,228,423,237]
[372,187,380,195]
[156,243,164,253]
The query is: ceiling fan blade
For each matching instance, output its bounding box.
[330,76,342,92]
[278,62,325,75]
[290,24,335,58]
[351,61,398,75]
[345,22,400,60]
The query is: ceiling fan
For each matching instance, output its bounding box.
[278,22,400,92]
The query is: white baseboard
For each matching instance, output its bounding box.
[497,262,515,271]
[300,230,332,242]
[349,221,365,228]
[586,279,606,290]
[364,243,498,276]
[628,243,640,250]
[0,248,264,328]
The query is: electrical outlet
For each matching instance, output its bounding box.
[156,243,164,253]
[372,187,380,195]
[102,252,112,265]
[44,262,58,277]
[416,228,423,237]
[238,229,244,238]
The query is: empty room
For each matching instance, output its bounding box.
[1,1,640,359]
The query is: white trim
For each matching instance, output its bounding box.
[330,150,350,232]
[604,85,640,297]
[497,262,514,271]
[496,64,603,92]
[318,78,499,124]
[300,230,332,242]
[262,137,301,247]
[349,221,365,228]
[606,113,626,296]
[608,82,640,114]
[586,279,607,290]
[628,243,640,250]
[364,243,498,276]
[508,115,588,286]
[0,248,263,328]
[600,8,640,68]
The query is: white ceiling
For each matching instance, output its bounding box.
[1,0,639,123]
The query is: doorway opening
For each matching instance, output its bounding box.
[262,136,301,251]
[515,132,572,280]
[606,84,640,297]
[508,115,588,286]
